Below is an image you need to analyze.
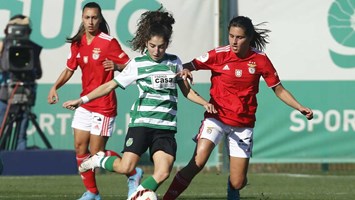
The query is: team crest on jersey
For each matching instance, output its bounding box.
[206,127,213,134]
[83,56,88,64]
[235,69,242,77]
[92,48,101,60]
[126,138,133,147]
[247,61,256,74]
[196,53,209,63]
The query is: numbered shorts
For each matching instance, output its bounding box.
[123,127,177,162]
[196,118,253,158]
[71,107,115,137]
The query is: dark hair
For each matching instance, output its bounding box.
[228,16,270,51]
[66,2,109,44]
[129,6,175,54]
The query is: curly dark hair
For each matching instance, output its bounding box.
[129,6,175,54]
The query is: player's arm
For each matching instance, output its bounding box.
[47,68,74,104]
[176,62,195,84]
[272,84,313,120]
[62,79,119,110]
[177,79,216,114]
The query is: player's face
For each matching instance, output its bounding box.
[228,26,252,58]
[146,36,168,61]
[82,7,101,35]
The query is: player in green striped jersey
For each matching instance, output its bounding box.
[63,6,217,199]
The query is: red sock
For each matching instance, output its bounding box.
[104,150,136,177]
[76,153,98,194]
[163,171,191,200]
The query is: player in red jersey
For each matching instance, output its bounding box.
[163,16,313,200]
[47,2,142,200]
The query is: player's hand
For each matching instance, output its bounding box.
[62,99,82,110]
[176,69,194,85]
[48,88,59,104]
[300,107,313,120]
[103,59,117,71]
[203,103,217,114]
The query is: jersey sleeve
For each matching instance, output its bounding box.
[113,60,138,89]
[190,49,217,71]
[262,55,281,88]
[107,38,130,65]
[66,43,79,71]
[175,56,184,81]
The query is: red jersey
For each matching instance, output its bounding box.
[191,45,280,127]
[67,32,130,117]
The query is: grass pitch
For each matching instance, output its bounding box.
[0,171,355,199]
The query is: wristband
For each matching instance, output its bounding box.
[81,95,90,104]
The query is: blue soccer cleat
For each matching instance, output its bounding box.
[77,191,101,200]
[127,167,144,198]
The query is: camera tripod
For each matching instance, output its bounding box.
[0,103,52,150]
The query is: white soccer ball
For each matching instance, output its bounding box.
[129,189,158,200]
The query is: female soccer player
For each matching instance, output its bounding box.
[47,2,142,199]
[62,6,216,200]
[163,16,313,200]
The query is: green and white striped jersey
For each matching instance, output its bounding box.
[113,52,183,131]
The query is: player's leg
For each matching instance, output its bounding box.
[74,129,99,200]
[72,107,99,200]
[79,127,146,173]
[104,150,144,197]
[226,127,253,200]
[129,129,176,199]
[89,113,143,198]
[163,118,224,200]
[162,139,214,200]
[228,157,249,200]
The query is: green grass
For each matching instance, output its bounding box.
[1,172,355,200]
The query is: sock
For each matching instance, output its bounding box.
[100,156,117,172]
[140,176,159,191]
[227,176,240,200]
[163,171,190,200]
[76,153,98,194]
[104,150,137,177]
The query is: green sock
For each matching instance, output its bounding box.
[141,176,159,191]
[101,156,117,172]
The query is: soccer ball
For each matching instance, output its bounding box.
[129,189,158,200]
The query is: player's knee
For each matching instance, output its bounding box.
[154,171,170,183]
[230,177,247,190]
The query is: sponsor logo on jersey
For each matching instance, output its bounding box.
[222,65,230,70]
[235,69,242,77]
[92,48,101,60]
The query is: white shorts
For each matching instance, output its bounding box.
[71,107,115,137]
[196,118,253,158]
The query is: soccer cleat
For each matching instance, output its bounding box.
[77,191,102,200]
[227,176,240,200]
[127,167,144,198]
[79,151,105,173]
